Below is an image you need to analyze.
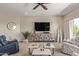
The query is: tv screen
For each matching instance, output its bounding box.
[34,22,50,31]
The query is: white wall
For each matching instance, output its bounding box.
[0,14,20,40]
[64,8,79,39]
[0,14,63,39]
[0,13,64,40]
[20,16,64,39]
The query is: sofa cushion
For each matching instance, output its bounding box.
[0,35,8,46]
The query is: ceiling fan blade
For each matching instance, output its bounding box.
[40,4,48,10]
[33,4,39,10]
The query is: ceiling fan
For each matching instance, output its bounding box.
[33,3,48,10]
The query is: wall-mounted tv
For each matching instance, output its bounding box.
[34,22,50,31]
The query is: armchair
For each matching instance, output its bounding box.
[61,41,79,56]
[0,35,19,55]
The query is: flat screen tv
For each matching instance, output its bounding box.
[34,22,50,31]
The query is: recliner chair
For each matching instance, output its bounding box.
[0,35,19,55]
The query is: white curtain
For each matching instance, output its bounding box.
[69,20,74,39]
[57,28,63,43]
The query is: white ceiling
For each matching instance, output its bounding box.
[0,3,79,16]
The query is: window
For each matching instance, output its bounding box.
[73,18,79,37]
[69,18,79,39]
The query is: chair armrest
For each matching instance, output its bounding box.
[7,40,18,44]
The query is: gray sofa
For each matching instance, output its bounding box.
[28,32,54,42]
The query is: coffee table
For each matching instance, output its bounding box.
[44,43,55,55]
[32,48,52,56]
[28,43,39,55]
[28,43,55,55]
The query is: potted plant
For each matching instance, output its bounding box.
[22,32,30,42]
